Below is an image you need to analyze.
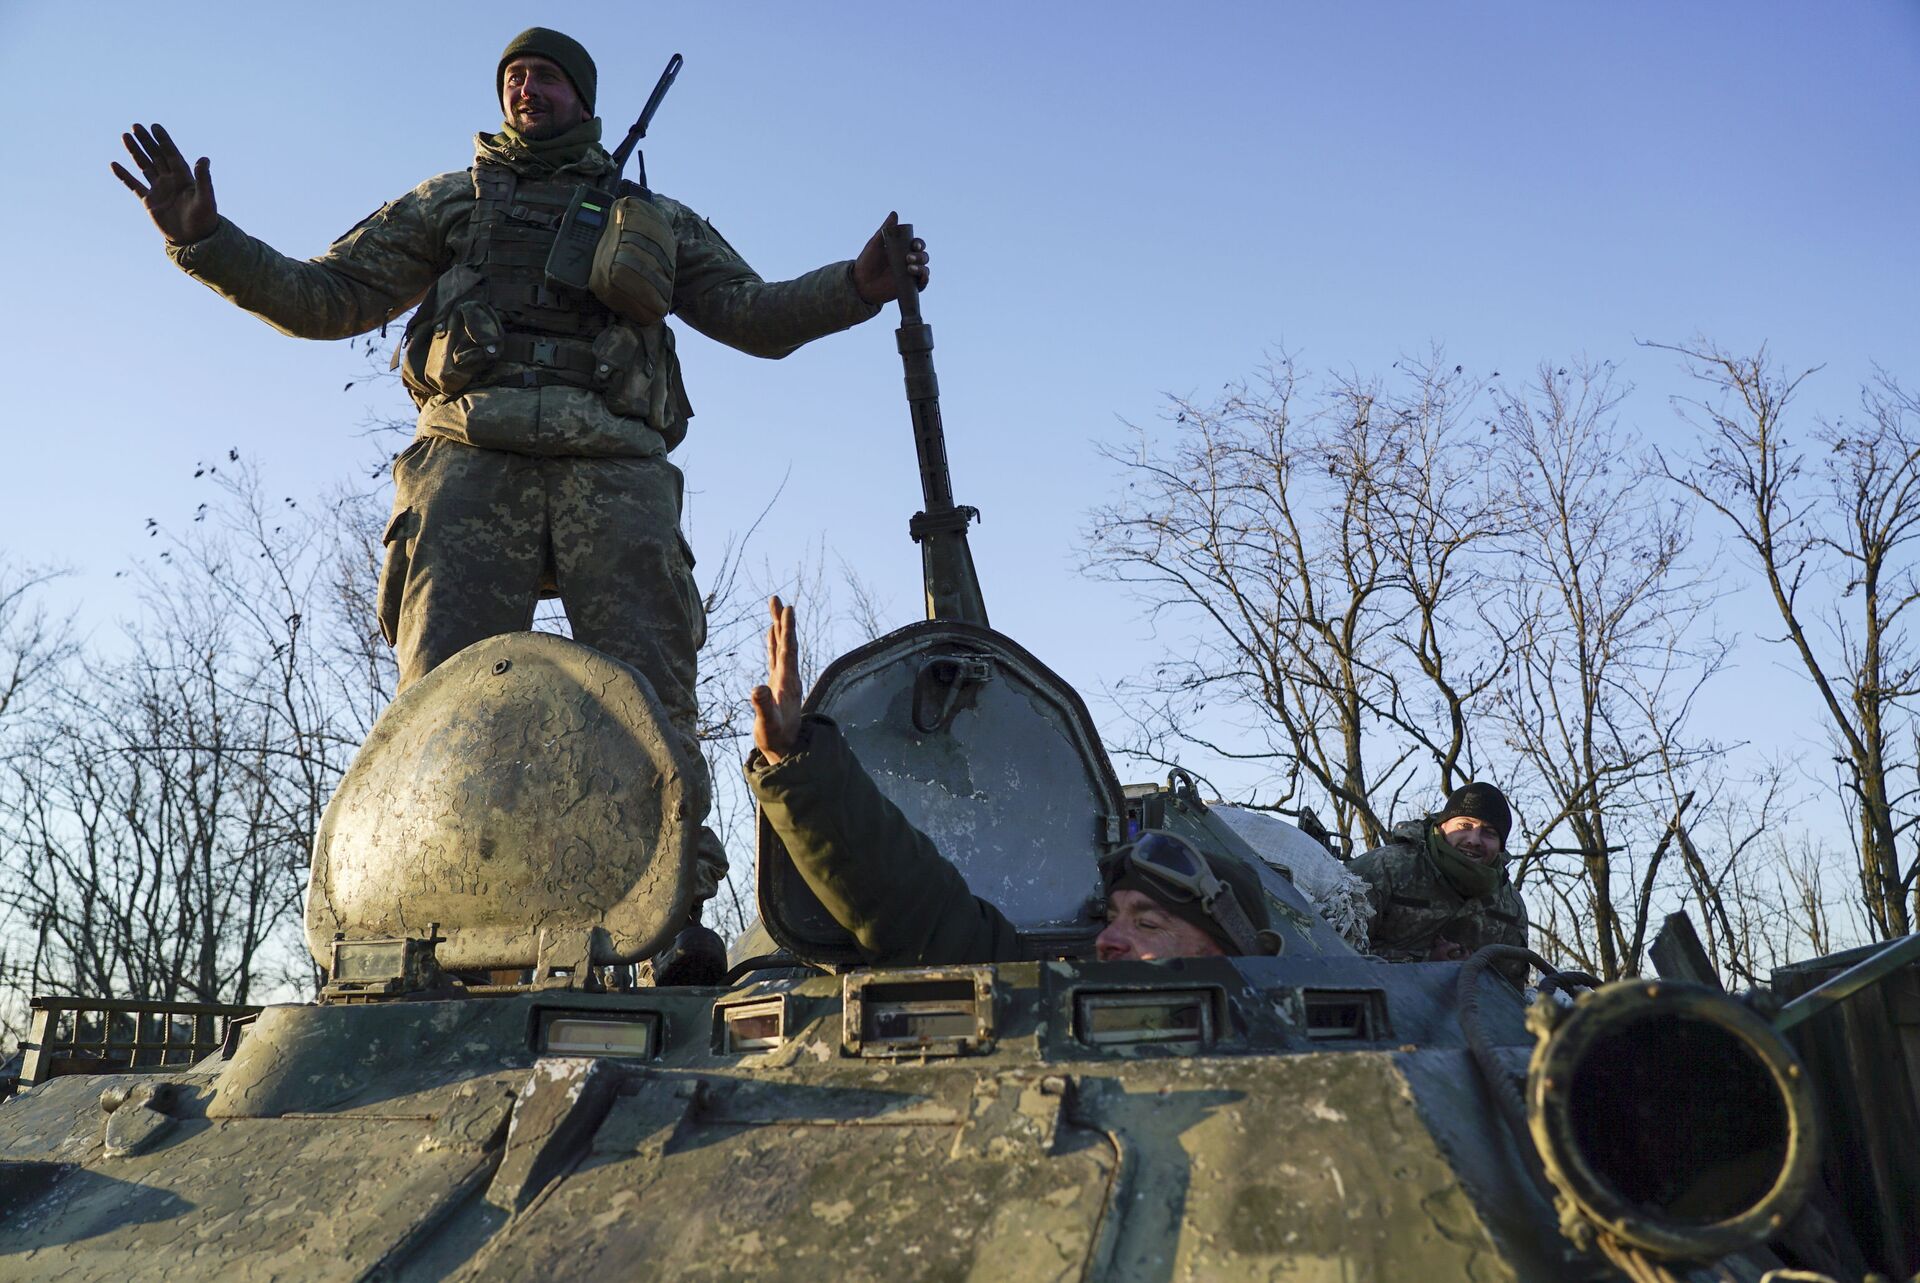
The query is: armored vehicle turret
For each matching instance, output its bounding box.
[4,233,1916,1281]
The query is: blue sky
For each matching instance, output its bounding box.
[2,1,1917,797]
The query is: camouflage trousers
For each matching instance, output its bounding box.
[377,435,725,902]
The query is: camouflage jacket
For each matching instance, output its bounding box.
[1348,820,1529,975]
[747,716,1020,967]
[166,132,879,458]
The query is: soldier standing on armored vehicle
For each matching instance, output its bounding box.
[747,595,1282,965]
[1349,781,1530,981]
[111,27,929,978]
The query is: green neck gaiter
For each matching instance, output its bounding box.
[481,117,606,175]
[1426,823,1504,899]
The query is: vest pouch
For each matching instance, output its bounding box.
[423,299,504,398]
[589,195,677,328]
[592,323,653,419]
[590,323,642,391]
[397,265,482,404]
[640,323,695,451]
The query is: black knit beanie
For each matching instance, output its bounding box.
[1433,781,1512,846]
[498,28,598,115]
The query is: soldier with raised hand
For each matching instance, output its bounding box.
[748,596,1282,966]
[1348,783,1530,983]
[112,28,928,982]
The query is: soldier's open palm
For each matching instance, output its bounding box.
[112,123,218,246]
[751,595,804,763]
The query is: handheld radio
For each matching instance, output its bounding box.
[546,54,682,292]
[546,189,614,290]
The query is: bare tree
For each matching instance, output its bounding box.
[1645,755,1869,986]
[1491,360,1730,979]
[1641,757,1836,986]
[318,480,400,729]
[0,563,76,730]
[1078,347,1850,978]
[0,563,79,1045]
[1082,353,1509,853]
[1658,342,1920,937]
[1340,361,1516,799]
[0,463,383,1012]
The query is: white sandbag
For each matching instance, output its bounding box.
[1209,804,1375,950]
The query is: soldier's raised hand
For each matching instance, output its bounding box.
[112,123,218,246]
[751,595,804,764]
[852,211,930,305]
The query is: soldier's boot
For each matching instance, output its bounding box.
[652,826,730,986]
[652,924,728,987]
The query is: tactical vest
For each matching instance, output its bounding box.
[398,163,638,406]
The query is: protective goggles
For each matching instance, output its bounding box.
[1098,831,1274,956]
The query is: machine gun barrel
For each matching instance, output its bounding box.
[1523,975,1821,1262]
[884,221,988,626]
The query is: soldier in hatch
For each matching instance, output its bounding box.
[746,596,1282,965]
[112,28,928,979]
[1348,782,1530,981]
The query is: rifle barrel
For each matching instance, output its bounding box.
[610,53,683,174]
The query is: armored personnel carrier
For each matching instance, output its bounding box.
[3,232,1916,1282]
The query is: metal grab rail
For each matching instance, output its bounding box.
[18,996,263,1088]
[1772,932,1920,1033]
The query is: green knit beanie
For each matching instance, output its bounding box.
[498,28,598,115]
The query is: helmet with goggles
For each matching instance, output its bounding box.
[1098,830,1283,956]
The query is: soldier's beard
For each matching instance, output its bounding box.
[512,112,569,141]
[504,95,590,141]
